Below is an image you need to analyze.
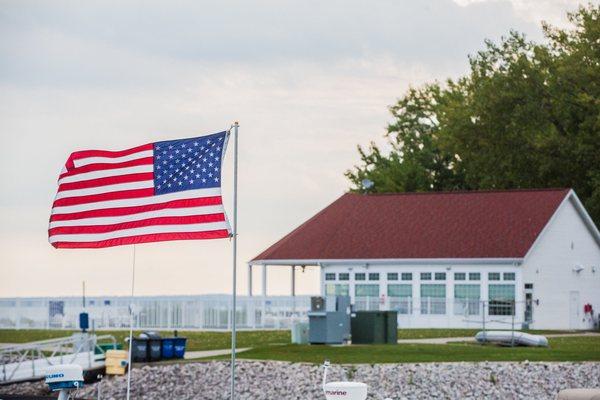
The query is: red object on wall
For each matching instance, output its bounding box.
[584,303,593,314]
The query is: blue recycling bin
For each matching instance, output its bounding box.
[161,338,175,359]
[173,338,187,359]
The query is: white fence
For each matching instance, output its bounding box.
[0,295,311,331]
[0,295,527,331]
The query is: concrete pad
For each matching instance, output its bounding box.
[183,347,251,359]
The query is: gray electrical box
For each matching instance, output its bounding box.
[308,296,351,344]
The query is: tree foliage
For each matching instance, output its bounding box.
[346,4,600,225]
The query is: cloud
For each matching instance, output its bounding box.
[0,0,575,296]
[452,0,587,27]
[0,0,539,88]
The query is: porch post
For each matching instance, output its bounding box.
[291,265,296,317]
[291,265,296,297]
[248,264,253,297]
[262,264,267,297]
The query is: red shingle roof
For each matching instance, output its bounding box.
[251,189,570,262]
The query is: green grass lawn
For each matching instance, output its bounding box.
[2,329,597,364]
[395,328,574,340]
[231,336,600,364]
[0,329,290,351]
[0,328,579,351]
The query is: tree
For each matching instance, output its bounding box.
[346,4,600,225]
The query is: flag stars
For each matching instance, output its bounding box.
[155,133,225,194]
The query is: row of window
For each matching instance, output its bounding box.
[325,272,515,282]
[325,283,516,316]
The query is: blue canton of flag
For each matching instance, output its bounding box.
[153,131,228,195]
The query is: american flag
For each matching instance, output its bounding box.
[49,131,231,248]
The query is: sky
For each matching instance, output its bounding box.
[0,0,585,298]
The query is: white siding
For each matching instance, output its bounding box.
[523,197,600,330]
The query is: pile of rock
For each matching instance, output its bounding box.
[1,360,598,399]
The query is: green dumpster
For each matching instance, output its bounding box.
[350,311,397,344]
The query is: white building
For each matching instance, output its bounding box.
[249,189,600,330]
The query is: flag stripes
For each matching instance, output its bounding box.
[49,132,231,248]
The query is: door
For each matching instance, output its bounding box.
[569,291,580,330]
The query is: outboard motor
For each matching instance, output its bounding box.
[45,364,84,400]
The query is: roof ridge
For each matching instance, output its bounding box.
[348,188,571,197]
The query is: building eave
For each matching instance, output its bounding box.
[248,257,523,266]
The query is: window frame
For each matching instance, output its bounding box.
[401,272,413,281]
[469,272,481,281]
[488,284,516,316]
[454,272,466,281]
[488,272,501,281]
[325,283,349,296]
[355,284,380,297]
[368,272,380,281]
[503,272,515,281]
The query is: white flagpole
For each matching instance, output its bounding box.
[230,121,239,400]
[126,244,136,400]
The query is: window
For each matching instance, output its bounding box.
[454,284,480,315]
[420,284,446,314]
[387,273,398,281]
[325,273,336,281]
[369,273,380,281]
[388,284,412,314]
[469,273,481,281]
[488,272,501,281]
[503,272,515,281]
[524,283,533,290]
[355,284,379,297]
[420,272,432,280]
[388,284,412,297]
[454,273,466,281]
[326,284,349,296]
[435,272,446,281]
[401,273,413,281]
[488,284,515,315]
[339,273,350,281]
[355,273,366,281]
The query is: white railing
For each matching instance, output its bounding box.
[0,295,311,331]
[0,295,528,331]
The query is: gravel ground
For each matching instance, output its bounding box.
[1,360,599,399]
